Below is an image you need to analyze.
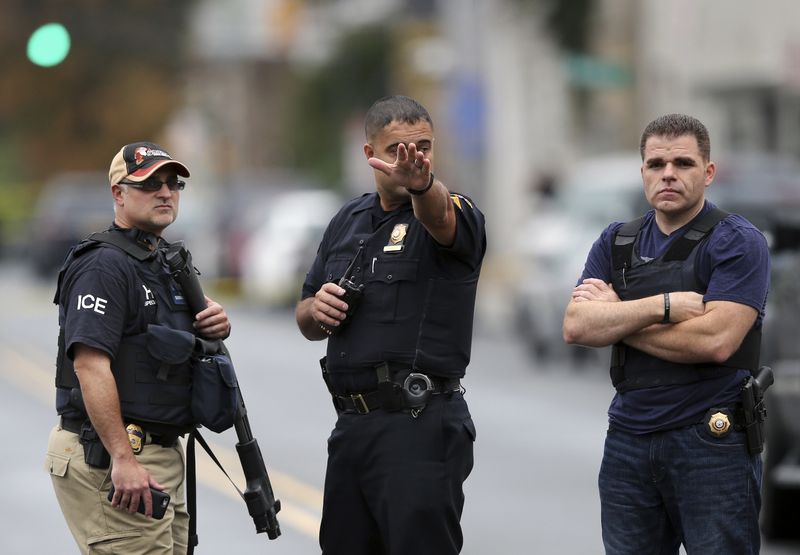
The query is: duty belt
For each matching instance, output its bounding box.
[332,377,462,415]
[60,416,179,447]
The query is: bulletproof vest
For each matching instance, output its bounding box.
[609,208,760,392]
[55,229,197,432]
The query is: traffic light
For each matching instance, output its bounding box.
[27,23,71,67]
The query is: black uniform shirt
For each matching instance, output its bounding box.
[55,225,165,416]
[302,192,486,388]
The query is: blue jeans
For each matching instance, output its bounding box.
[599,423,762,555]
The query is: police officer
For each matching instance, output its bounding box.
[563,114,770,554]
[296,96,486,555]
[45,142,231,554]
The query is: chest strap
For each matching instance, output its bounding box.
[612,208,729,271]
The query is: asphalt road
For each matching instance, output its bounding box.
[0,263,797,554]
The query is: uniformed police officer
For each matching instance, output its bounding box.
[563,114,770,554]
[296,95,486,555]
[45,142,231,554]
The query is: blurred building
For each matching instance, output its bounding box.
[585,0,800,160]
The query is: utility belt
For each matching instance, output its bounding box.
[321,359,462,416]
[60,417,180,469]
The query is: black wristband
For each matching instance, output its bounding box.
[662,292,670,324]
[406,172,435,196]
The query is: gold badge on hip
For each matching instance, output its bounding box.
[126,423,145,454]
[384,223,408,253]
[707,412,731,437]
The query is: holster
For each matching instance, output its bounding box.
[739,368,770,455]
[376,362,405,411]
[79,420,110,469]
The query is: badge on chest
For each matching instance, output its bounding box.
[384,223,408,253]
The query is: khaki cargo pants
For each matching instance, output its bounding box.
[46,425,189,554]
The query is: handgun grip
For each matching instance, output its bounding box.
[754,365,774,392]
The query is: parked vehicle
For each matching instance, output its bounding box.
[708,154,800,540]
[28,172,111,279]
[513,153,647,364]
[239,189,341,307]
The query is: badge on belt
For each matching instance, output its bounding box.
[126,423,145,454]
[707,411,731,437]
[384,224,407,253]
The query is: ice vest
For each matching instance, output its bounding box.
[55,229,198,432]
[609,208,760,392]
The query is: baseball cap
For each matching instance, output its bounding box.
[108,141,190,186]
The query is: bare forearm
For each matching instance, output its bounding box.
[624,322,716,363]
[563,294,664,347]
[411,179,456,246]
[625,302,757,364]
[74,350,134,463]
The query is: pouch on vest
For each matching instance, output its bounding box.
[191,350,240,433]
[146,325,239,433]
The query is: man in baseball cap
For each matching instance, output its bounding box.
[108,141,190,186]
[48,141,232,554]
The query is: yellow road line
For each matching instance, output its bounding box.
[0,343,322,539]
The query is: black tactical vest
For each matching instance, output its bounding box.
[609,208,760,392]
[55,229,197,433]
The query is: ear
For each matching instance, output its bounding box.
[704,161,716,186]
[363,143,374,160]
[111,184,126,206]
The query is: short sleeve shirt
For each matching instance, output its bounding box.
[56,226,162,414]
[578,201,770,432]
[302,192,486,388]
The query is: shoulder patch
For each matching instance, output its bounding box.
[450,194,473,210]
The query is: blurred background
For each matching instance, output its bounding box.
[3,0,800,553]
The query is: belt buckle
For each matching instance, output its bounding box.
[351,393,370,414]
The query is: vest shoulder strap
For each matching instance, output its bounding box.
[661,207,729,262]
[611,207,730,269]
[86,230,155,261]
[612,216,645,270]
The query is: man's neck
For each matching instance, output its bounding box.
[655,201,705,236]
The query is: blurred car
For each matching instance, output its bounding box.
[708,153,800,540]
[513,153,648,364]
[216,170,324,279]
[28,172,112,279]
[239,189,341,307]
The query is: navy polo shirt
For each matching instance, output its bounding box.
[302,192,486,387]
[578,201,770,433]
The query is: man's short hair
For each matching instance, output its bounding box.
[365,95,433,140]
[640,114,711,161]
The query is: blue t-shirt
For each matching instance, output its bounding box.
[578,201,770,433]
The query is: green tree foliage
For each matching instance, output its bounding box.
[0,0,194,183]
[285,25,392,188]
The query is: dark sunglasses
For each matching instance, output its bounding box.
[122,176,186,192]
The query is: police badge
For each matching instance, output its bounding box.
[384,223,408,253]
[126,423,145,454]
